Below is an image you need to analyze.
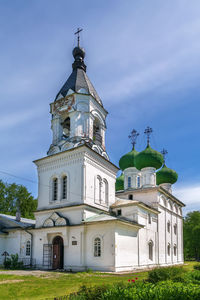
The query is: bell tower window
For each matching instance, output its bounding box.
[53,178,58,201]
[93,118,102,146]
[62,175,67,199]
[63,117,70,138]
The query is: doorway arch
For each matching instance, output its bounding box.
[52,236,64,269]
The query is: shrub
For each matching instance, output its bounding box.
[65,282,200,300]
[187,270,200,283]
[194,264,200,271]
[3,258,11,269]
[3,254,24,270]
[148,266,185,283]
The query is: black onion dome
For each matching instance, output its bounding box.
[55,46,102,106]
[72,47,85,60]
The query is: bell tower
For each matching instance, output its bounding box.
[47,33,109,160]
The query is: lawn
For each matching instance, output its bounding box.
[0,262,196,300]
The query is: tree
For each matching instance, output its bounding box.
[0,180,37,219]
[184,211,200,261]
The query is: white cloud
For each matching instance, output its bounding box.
[174,184,200,214]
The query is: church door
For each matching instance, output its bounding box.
[52,236,64,269]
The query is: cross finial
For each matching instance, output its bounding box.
[144,126,153,146]
[161,148,168,163]
[128,129,139,148]
[75,28,83,47]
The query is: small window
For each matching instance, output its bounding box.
[94,237,101,257]
[167,221,170,233]
[128,177,131,188]
[167,243,171,256]
[117,209,122,216]
[174,245,177,256]
[97,175,102,203]
[174,224,177,235]
[62,176,67,199]
[26,241,31,256]
[53,178,58,201]
[72,241,77,246]
[128,194,133,200]
[148,213,151,224]
[149,241,153,260]
[137,176,140,188]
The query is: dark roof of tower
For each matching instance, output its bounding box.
[55,46,102,106]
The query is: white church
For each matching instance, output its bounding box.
[0,37,185,272]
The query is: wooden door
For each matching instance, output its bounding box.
[53,244,60,269]
[52,236,64,269]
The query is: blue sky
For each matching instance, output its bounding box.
[0,0,200,214]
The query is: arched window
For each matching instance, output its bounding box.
[94,237,101,257]
[174,224,177,235]
[62,175,67,199]
[102,179,108,205]
[63,117,70,138]
[174,244,177,256]
[128,194,133,200]
[137,176,140,188]
[26,241,31,256]
[167,221,170,233]
[53,178,58,201]
[128,177,131,188]
[96,176,102,203]
[148,240,153,260]
[167,243,171,256]
[148,213,151,224]
[93,118,102,145]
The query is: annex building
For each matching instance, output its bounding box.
[0,37,185,272]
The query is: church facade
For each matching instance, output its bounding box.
[0,40,185,272]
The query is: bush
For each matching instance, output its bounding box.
[3,254,24,270]
[194,264,200,271]
[187,270,200,284]
[62,281,200,300]
[148,266,185,283]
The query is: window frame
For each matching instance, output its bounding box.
[174,224,177,235]
[128,176,131,188]
[148,213,151,224]
[174,244,177,256]
[26,240,31,256]
[94,237,102,257]
[167,221,170,233]
[137,176,140,188]
[62,175,67,200]
[167,243,171,256]
[53,178,58,201]
[148,240,153,260]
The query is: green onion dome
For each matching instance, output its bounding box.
[156,164,178,185]
[135,144,164,170]
[119,147,138,171]
[116,173,124,191]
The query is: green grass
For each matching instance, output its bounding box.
[0,262,196,300]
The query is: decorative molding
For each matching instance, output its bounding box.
[43,212,69,228]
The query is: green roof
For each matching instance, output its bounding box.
[156,164,178,185]
[135,144,164,170]
[116,173,124,191]
[119,147,138,171]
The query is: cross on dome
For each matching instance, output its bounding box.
[74,28,83,47]
[144,126,153,145]
[128,129,139,148]
[161,148,168,163]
